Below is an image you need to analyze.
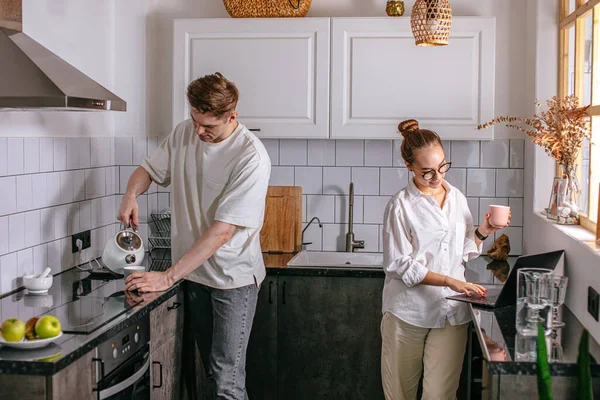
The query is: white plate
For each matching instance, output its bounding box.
[0,332,63,349]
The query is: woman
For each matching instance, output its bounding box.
[381,119,509,400]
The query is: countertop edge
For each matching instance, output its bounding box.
[0,281,185,376]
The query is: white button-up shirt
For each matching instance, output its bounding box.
[382,179,482,328]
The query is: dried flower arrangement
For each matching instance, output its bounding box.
[477,94,592,222]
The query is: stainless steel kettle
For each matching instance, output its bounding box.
[101,222,145,275]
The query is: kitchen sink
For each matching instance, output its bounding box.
[286,251,383,269]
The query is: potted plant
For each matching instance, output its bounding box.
[478,95,592,224]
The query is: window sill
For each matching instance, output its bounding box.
[534,213,600,255]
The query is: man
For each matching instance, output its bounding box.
[119,72,271,399]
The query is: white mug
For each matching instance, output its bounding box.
[123,266,145,280]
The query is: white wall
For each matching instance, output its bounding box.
[0,0,116,137]
[113,0,531,137]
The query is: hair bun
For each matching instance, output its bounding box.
[398,119,420,138]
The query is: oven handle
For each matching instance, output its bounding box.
[98,356,151,400]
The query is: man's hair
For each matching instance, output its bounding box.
[186,72,239,119]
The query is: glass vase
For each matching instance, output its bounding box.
[547,164,580,224]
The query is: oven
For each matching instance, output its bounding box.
[92,315,158,400]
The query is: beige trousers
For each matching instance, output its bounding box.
[380,312,468,400]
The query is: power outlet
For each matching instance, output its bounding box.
[72,230,91,254]
[588,286,599,322]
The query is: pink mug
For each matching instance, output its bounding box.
[488,205,510,227]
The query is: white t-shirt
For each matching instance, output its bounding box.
[142,120,271,289]
[382,179,482,328]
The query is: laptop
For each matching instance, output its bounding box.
[446,250,565,308]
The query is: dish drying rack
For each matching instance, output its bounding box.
[148,212,172,272]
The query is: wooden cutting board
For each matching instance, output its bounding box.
[260,186,302,253]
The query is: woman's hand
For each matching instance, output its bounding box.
[478,212,511,237]
[117,194,139,228]
[445,276,487,297]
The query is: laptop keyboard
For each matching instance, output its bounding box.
[469,292,500,304]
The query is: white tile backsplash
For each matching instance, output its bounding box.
[16,175,32,213]
[302,222,323,251]
[444,168,467,195]
[336,140,364,166]
[323,167,351,195]
[509,197,524,227]
[0,217,7,255]
[308,140,335,166]
[0,136,526,295]
[24,138,40,174]
[115,137,133,165]
[510,140,525,169]
[496,169,524,197]
[17,248,34,277]
[79,138,91,169]
[40,138,54,172]
[133,138,147,166]
[53,138,66,171]
[7,138,24,176]
[467,169,495,197]
[0,138,7,176]
[480,139,509,168]
[269,166,295,186]
[0,177,16,216]
[363,196,391,224]
[262,139,279,165]
[451,141,479,168]
[280,139,307,166]
[8,213,25,253]
[365,140,392,167]
[306,195,335,223]
[380,168,409,196]
[352,168,380,195]
[24,210,41,248]
[66,137,79,170]
[294,167,322,195]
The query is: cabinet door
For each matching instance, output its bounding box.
[150,290,184,351]
[51,349,95,399]
[174,18,331,139]
[152,334,183,400]
[331,17,496,140]
[277,276,385,399]
[246,277,278,400]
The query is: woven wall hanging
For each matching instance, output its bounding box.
[410,0,453,46]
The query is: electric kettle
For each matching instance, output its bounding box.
[102,222,145,275]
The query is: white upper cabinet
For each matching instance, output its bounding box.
[173,18,331,139]
[331,17,496,140]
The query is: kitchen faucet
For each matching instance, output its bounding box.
[346,182,364,252]
[302,216,323,250]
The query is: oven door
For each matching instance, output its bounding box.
[95,343,151,400]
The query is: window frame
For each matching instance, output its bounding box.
[559,0,600,232]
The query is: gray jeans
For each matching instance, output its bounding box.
[184,280,259,400]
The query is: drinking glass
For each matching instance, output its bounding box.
[549,275,569,328]
[516,268,553,336]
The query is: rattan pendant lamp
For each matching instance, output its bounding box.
[410,0,453,46]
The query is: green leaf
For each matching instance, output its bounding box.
[536,322,553,400]
[577,329,593,400]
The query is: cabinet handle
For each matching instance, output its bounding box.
[167,302,181,311]
[249,128,261,132]
[152,361,163,388]
[268,281,273,304]
[282,281,286,304]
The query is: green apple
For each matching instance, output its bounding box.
[35,316,61,339]
[1,318,26,342]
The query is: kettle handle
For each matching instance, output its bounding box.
[120,219,138,233]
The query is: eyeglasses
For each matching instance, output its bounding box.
[412,162,452,181]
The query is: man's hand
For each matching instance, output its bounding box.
[125,271,173,293]
[117,194,139,228]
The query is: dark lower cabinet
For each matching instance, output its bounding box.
[247,274,385,400]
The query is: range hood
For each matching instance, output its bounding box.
[0,0,126,111]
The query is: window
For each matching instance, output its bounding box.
[559,0,600,231]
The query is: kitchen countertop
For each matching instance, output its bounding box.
[0,267,184,375]
[2,252,597,378]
